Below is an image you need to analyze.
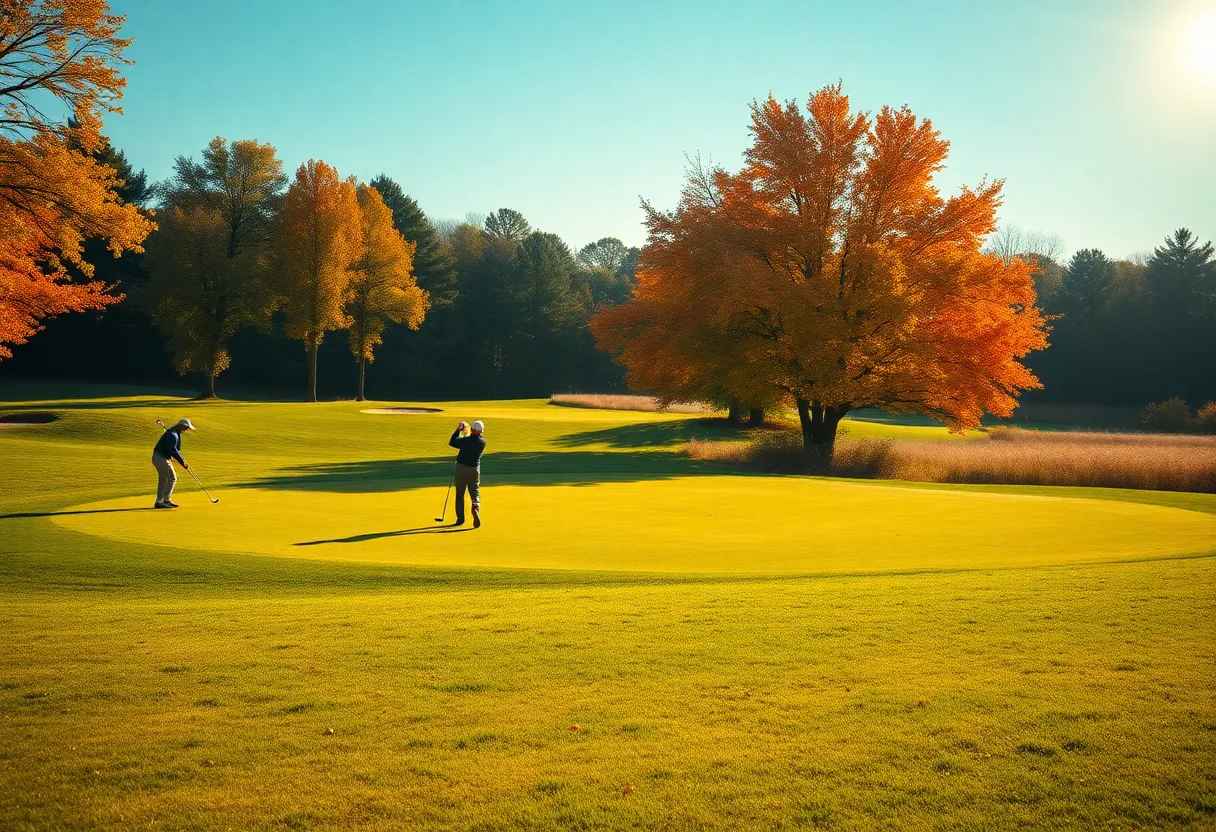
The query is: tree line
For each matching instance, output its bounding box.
[989,226,1216,409]
[2,135,639,400]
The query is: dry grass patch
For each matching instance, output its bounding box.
[550,393,718,414]
[689,428,1216,492]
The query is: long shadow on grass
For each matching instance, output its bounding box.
[236,450,729,494]
[551,417,749,449]
[296,525,473,545]
[0,507,155,520]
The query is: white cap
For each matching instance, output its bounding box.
[177,418,195,431]
[471,420,484,433]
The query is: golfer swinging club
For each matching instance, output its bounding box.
[152,418,194,509]
[449,419,486,528]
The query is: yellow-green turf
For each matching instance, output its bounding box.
[1,383,1214,830]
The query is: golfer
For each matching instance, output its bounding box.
[449,419,486,528]
[152,418,194,509]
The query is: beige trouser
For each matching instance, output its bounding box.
[454,463,480,522]
[152,453,177,504]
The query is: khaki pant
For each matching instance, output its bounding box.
[152,453,177,504]
[454,463,480,522]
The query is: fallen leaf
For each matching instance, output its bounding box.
[324,728,335,736]
[622,785,635,795]
[569,724,581,732]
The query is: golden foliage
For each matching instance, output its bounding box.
[0,0,154,359]
[593,83,1048,448]
[347,184,428,364]
[273,160,361,399]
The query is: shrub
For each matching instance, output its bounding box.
[1142,398,1195,433]
[1197,402,1216,435]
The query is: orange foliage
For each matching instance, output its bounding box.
[593,84,1048,451]
[273,160,362,401]
[0,0,154,359]
[347,183,429,400]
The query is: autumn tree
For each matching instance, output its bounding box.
[273,160,361,401]
[346,184,429,401]
[368,175,456,305]
[0,0,154,359]
[594,84,1049,456]
[142,138,286,396]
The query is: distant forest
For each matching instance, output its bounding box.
[1,139,1213,410]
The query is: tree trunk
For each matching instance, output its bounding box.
[357,355,367,402]
[748,407,765,425]
[307,342,318,403]
[796,398,849,464]
[727,399,744,424]
[207,373,217,399]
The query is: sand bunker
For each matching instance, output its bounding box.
[360,407,444,415]
[0,411,58,427]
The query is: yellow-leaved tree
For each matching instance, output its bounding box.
[0,0,155,359]
[273,160,361,401]
[346,184,429,401]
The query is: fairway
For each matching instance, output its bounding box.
[2,388,1215,831]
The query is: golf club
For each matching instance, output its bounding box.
[156,419,219,504]
[435,456,457,522]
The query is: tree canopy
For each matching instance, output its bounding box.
[346,183,429,401]
[273,160,362,401]
[0,0,154,359]
[594,84,1049,453]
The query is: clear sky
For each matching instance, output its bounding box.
[105,0,1216,259]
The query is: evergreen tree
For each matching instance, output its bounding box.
[1059,249,1116,327]
[1146,228,1215,323]
[367,175,457,305]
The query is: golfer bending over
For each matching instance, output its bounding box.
[153,418,194,509]
[449,419,486,528]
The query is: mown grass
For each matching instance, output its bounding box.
[1,383,1214,830]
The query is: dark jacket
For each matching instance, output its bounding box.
[154,428,185,465]
[449,429,486,468]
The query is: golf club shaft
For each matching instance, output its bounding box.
[437,457,456,521]
[184,466,218,502]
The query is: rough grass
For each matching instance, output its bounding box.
[689,428,1216,492]
[550,393,717,414]
[1,384,1215,830]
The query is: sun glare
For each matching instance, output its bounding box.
[1188,10,1216,79]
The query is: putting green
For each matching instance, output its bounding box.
[56,475,1216,574]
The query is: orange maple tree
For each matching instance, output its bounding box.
[0,0,154,360]
[593,84,1049,455]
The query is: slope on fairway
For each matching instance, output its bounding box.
[56,475,1216,574]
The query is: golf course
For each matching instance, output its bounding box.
[1,384,1214,830]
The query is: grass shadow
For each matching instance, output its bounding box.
[0,507,156,520]
[296,525,474,546]
[236,450,729,494]
[552,418,752,449]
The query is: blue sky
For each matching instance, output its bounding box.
[106,0,1216,258]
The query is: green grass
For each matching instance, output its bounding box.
[1,385,1215,830]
